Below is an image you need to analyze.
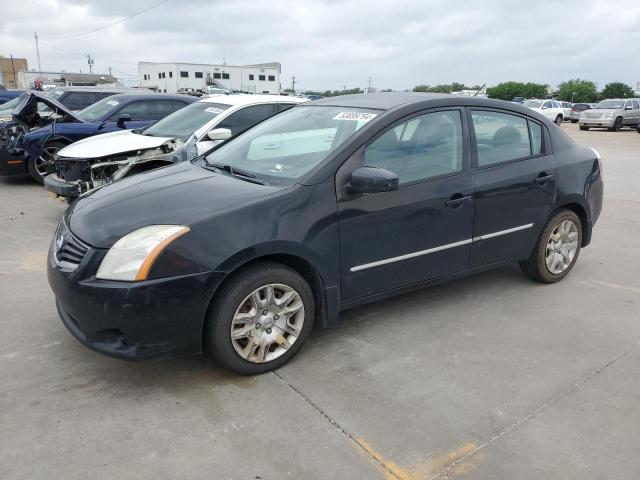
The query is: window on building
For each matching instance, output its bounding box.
[471,110,540,166]
[222,73,230,79]
[195,72,203,78]
[249,74,254,81]
[180,71,189,78]
[259,75,266,81]
[268,75,275,81]
[364,110,463,185]
[169,71,173,78]
[213,72,221,79]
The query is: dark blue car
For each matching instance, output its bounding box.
[4,92,196,183]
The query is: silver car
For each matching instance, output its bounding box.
[579,98,640,131]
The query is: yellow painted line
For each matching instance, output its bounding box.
[356,437,477,480]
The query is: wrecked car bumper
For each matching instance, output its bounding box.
[0,149,26,175]
[44,173,80,197]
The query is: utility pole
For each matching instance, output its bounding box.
[34,32,42,75]
[108,66,112,76]
[10,54,16,88]
[291,76,296,93]
[86,54,94,74]
[367,77,372,92]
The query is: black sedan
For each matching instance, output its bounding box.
[48,93,604,374]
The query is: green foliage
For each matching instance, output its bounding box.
[600,82,635,100]
[412,83,476,94]
[486,81,548,101]
[556,79,598,103]
[412,84,430,92]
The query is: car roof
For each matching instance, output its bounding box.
[52,86,152,93]
[197,94,308,107]
[104,93,197,102]
[310,92,452,110]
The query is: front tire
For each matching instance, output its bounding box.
[579,126,589,131]
[27,140,66,184]
[519,210,582,283]
[205,262,315,374]
[609,117,622,132]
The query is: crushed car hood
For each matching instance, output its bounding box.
[66,161,285,248]
[12,91,83,124]
[57,129,176,159]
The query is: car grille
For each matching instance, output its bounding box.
[57,158,91,182]
[54,221,90,269]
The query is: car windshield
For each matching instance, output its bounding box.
[203,105,380,186]
[142,102,231,140]
[595,100,624,109]
[523,100,544,108]
[78,96,122,122]
[574,104,590,110]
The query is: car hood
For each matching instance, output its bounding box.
[12,91,83,124]
[58,129,176,159]
[67,161,285,248]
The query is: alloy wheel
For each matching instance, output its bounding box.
[230,283,305,364]
[36,145,61,176]
[545,220,579,274]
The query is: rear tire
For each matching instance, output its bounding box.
[571,119,578,123]
[555,115,563,126]
[579,126,589,131]
[519,210,582,284]
[204,261,315,375]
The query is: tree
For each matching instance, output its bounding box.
[556,79,598,103]
[600,82,634,100]
[486,81,548,101]
[413,85,430,92]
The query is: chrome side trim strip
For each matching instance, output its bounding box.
[349,223,534,273]
[474,223,533,241]
[350,238,473,272]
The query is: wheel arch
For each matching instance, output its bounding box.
[551,202,589,247]
[202,251,337,347]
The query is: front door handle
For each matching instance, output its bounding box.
[445,194,472,208]
[535,172,554,184]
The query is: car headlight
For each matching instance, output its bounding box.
[96,225,190,281]
[602,112,614,118]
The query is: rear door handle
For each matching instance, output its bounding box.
[445,194,472,208]
[535,172,554,184]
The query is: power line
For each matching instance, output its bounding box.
[39,0,171,40]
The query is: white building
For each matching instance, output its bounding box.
[138,61,282,95]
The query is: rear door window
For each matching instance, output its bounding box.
[61,92,99,111]
[471,110,540,166]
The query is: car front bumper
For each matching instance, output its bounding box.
[44,173,80,197]
[579,118,615,128]
[47,237,221,361]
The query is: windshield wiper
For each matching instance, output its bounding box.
[207,163,268,185]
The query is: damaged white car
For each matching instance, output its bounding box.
[44,95,307,201]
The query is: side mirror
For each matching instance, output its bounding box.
[348,166,399,194]
[117,113,131,128]
[207,128,232,141]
